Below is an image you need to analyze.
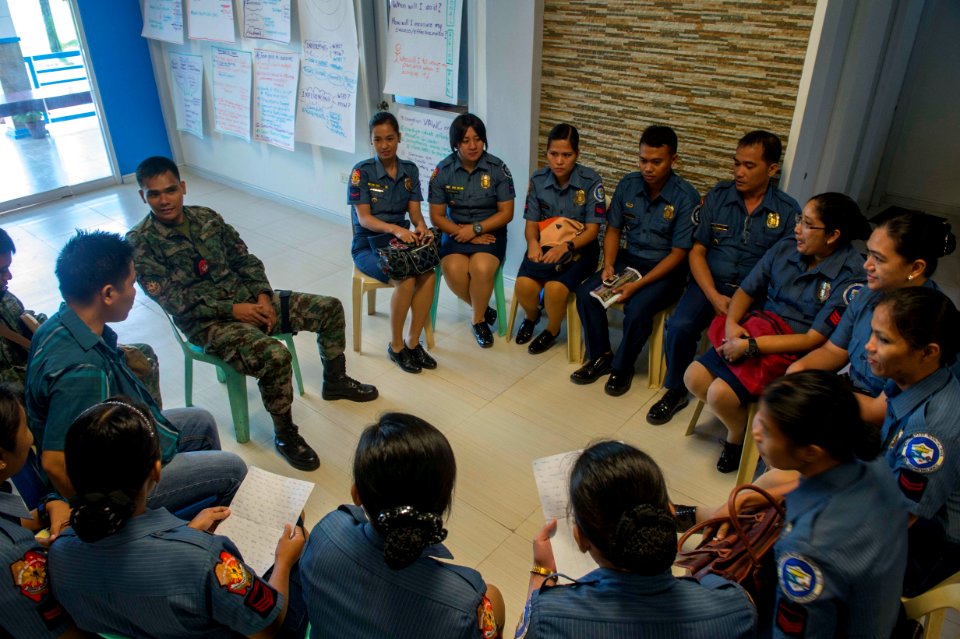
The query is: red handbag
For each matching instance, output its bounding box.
[707,310,799,396]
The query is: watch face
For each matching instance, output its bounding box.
[473,223,482,234]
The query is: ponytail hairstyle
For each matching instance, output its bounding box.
[878,212,956,278]
[876,287,960,367]
[762,371,878,463]
[808,192,872,246]
[569,441,676,575]
[353,413,455,570]
[65,398,160,543]
[0,385,21,454]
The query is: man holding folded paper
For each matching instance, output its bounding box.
[571,125,698,397]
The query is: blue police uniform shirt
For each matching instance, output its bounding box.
[428,151,515,224]
[693,180,801,287]
[772,459,907,638]
[880,368,960,543]
[516,569,755,638]
[49,508,283,638]
[301,505,487,639]
[0,487,71,638]
[606,171,699,262]
[830,280,960,396]
[739,238,866,337]
[523,164,606,224]
[347,157,422,247]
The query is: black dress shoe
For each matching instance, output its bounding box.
[515,312,541,345]
[388,344,421,373]
[528,329,557,355]
[717,440,744,474]
[646,387,690,425]
[274,429,321,471]
[408,343,437,369]
[472,321,494,348]
[484,306,497,326]
[604,369,633,396]
[570,353,613,385]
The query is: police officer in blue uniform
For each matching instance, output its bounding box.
[686,193,868,472]
[571,125,699,396]
[348,112,437,373]
[0,388,77,639]
[749,372,907,639]
[647,131,800,425]
[49,400,305,638]
[429,113,515,348]
[516,441,756,638]
[790,212,959,396]
[513,123,606,355]
[860,288,960,597]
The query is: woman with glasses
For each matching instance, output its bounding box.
[684,192,869,473]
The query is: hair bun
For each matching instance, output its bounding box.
[377,506,447,570]
[69,491,136,542]
[609,504,677,575]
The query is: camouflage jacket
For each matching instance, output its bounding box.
[127,205,273,343]
[0,290,46,391]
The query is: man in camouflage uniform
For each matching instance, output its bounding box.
[126,156,377,471]
[0,228,163,405]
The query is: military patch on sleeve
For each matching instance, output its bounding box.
[502,164,512,178]
[10,549,50,602]
[477,595,499,638]
[514,597,532,639]
[350,169,361,186]
[692,197,704,225]
[595,203,605,216]
[36,596,66,630]
[778,553,823,604]
[404,176,413,192]
[775,598,808,637]
[594,184,605,203]
[842,282,864,306]
[243,577,277,618]
[145,281,161,296]
[214,551,252,596]
[898,469,928,502]
[430,166,440,182]
[828,308,844,327]
[349,187,361,201]
[902,434,944,473]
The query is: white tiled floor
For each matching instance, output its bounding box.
[2,172,957,635]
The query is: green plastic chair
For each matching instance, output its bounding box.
[430,262,507,337]
[163,310,304,444]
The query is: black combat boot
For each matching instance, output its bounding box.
[321,354,379,402]
[271,411,320,471]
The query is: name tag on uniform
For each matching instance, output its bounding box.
[711,223,729,232]
[445,185,464,192]
[368,182,385,194]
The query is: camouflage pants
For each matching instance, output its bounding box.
[202,292,346,415]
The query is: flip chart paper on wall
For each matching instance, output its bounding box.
[212,46,252,141]
[254,49,299,151]
[383,0,463,104]
[169,52,204,139]
[243,0,291,44]
[141,0,184,44]
[187,0,236,42]
[294,0,359,152]
[396,105,456,200]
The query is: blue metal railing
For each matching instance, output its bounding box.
[21,50,95,123]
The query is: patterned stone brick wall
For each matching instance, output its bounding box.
[537,0,817,196]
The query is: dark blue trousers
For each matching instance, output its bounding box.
[575,254,686,373]
[662,280,739,389]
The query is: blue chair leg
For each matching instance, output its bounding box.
[282,334,305,396]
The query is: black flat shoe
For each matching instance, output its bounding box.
[646,387,690,425]
[570,353,613,385]
[472,321,494,348]
[604,369,633,396]
[388,344,421,373]
[408,343,437,369]
[528,329,557,355]
[484,306,497,326]
[274,430,321,471]
[515,312,541,345]
[717,440,744,474]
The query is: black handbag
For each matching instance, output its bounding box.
[375,230,440,280]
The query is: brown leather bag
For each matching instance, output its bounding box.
[675,483,785,606]
[537,216,584,249]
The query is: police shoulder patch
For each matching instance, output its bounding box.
[778,553,823,604]
[477,595,498,639]
[842,282,864,306]
[502,163,512,178]
[10,549,50,603]
[214,551,252,596]
[902,433,944,473]
[350,169,361,186]
[430,166,440,182]
[594,184,605,203]
[692,197,705,225]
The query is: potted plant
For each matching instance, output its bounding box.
[12,110,47,139]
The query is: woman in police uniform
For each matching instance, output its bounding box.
[429,114,515,348]
[348,111,437,374]
[49,399,305,638]
[0,388,80,639]
[513,123,605,355]
[684,192,869,472]
[790,212,957,395]
[516,441,755,638]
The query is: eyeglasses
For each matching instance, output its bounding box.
[795,218,826,231]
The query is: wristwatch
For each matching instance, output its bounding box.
[745,337,760,358]
[472,222,483,235]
